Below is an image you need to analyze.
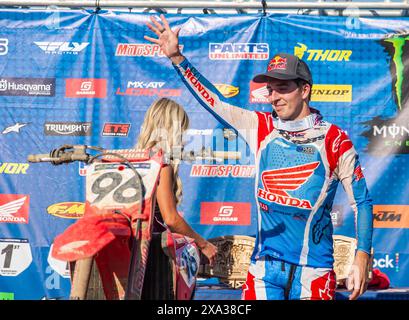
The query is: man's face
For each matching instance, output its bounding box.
[266,78,309,121]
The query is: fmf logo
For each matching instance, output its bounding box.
[34,42,89,55]
[258,162,320,209]
[66,79,107,98]
[190,165,255,178]
[373,205,409,229]
[116,81,181,97]
[200,202,251,225]
[209,43,269,60]
[214,84,240,98]
[102,123,131,137]
[0,163,29,175]
[0,38,8,55]
[294,43,352,61]
[47,202,84,219]
[0,194,29,224]
[373,254,399,271]
[115,43,183,57]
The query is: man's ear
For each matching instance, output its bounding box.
[302,83,311,100]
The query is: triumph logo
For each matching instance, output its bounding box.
[34,42,89,54]
[44,122,92,136]
[258,162,320,209]
[0,78,55,96]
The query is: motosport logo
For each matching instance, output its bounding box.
[34,42,89,55]
[0,38,8,55]
[0,78,55,96]
[373,205,409,229]
[47,202,85,219]
[294,43,352,61]
[214,84,240,98]
[200,202,251,225]
[102,123,131,137]
[190,165,255,178]
[0,194,30,224]
[0,163,29,175]
[209,43,269,60]
[250,82,352,103]
[116,81,181,97]
[44,122,92,136]
[66,79,107,98]
[115,43,184,57]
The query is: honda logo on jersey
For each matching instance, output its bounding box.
[0,194,30,224]
[258,162,320,209]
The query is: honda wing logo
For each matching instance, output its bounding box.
[34,42,89,54]
[258,162,320,209]
[0,196,28,223]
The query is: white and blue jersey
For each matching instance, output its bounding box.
[174,58,373,270]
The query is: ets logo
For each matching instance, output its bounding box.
[102,123,131,137]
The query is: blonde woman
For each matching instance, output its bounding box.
[136,98,217,299]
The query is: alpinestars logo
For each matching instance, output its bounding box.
[0,195,29,224]
[34,42,89,55]
[258,162,320,209]
[2,123,28,135]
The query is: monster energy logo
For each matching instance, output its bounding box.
[361,36,409,155]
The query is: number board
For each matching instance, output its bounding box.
[86,161,161,210]
[0,239,32,277]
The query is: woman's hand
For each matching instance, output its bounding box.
[199,241,218,267]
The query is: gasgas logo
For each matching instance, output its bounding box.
[47,202,85,219]
[258,162,320,209]
[294,43,352,62]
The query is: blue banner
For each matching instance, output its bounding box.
[0,9,408,299]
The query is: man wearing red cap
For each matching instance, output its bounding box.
[144,15,373,300]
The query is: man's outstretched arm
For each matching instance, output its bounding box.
[144,15,260,152]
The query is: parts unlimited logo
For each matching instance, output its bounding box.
[294,43,352,61]
[209,43,269,60]
[361,35,409,154]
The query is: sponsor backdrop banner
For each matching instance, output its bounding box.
[0,9,408,299]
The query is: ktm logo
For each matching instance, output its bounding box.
[268,56,287,71]
[373,205,409,228]
[214,84,239,98]
[258,162,320,209]
[47,202,85,219]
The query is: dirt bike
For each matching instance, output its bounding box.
[28,144,239,300]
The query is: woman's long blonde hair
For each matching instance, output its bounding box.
[136,98,189,205]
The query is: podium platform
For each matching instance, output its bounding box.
[194,278,409,300]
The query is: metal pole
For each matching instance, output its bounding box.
[0,1,409,10]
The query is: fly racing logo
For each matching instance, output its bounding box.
[0,195,29,224]
[2,123,28,135]
[258,162,320,209]
[34,42,89,54]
